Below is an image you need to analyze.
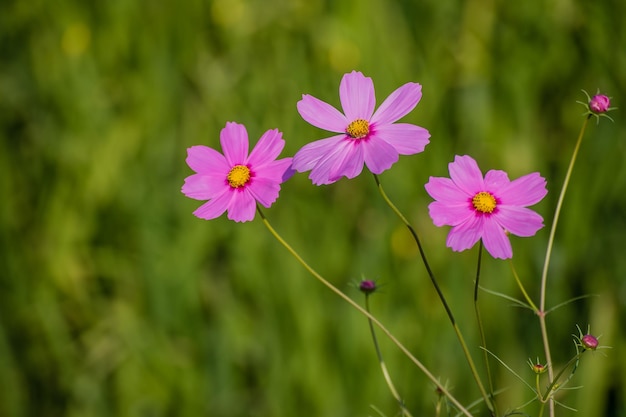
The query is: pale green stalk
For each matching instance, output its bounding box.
[507,260,538,312]
[256,205,474,417]
[365,295,413,417]
[538,115,590,417]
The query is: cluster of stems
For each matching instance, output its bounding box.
[257,111,603,416]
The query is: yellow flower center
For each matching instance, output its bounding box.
[472,191,497,213]
[227,165,251,188]
[346,119,370,139]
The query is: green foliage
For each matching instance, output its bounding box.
[1,0,625,416]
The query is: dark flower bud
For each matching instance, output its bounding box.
[528,358,548,374]
[359,280,377,295]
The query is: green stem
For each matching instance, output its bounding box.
[507,260,538,312]
[537,314,552,415]
[365,295,413,417]
[541,349,585,402]
[255,205,473,417]
[537,380,546,417]
[538,115,590,417]
[372,174,494,415]
[473,242,497,416]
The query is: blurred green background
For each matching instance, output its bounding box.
[1,0,625,416]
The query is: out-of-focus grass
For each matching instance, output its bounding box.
[1,0,625,416]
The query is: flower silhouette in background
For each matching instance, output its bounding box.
[182,122,293,222]
[293,70,430,185]
[425,155,548,259]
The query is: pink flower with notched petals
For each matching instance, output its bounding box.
[182,122,293,222]
[425,155,548,259]
[293,71,430,185]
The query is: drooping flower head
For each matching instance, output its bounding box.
[293,71,430,185]
[425,155,548,259]
[182,122,293,222]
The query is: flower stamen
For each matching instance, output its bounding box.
[472,191,497,213]
[227,165,251,188]
[346,118,370,139]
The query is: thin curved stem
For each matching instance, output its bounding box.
[372,174,493,415]
[538,115,590,417]
[256,205,473,417]
[541,351,583,402]
[372,175,453,321]
[473,242,497,416]
[508,260,538,312]
[365,295,413,417]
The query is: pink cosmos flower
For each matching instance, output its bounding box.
[293,71,430,185]
[182,122,293,222]
[424,155,548,259]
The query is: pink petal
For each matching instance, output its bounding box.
[221,122,249,165]
[495,206,544,237]
[428,201,474,227]
[449,155,485,195]
[481,218,512,259]
[297,95,347,132]
[483,169,510,191]
[307,139,364,184]
[247,128,285,168]
[247,177,281,208]
[425,177,471,203]
[192,189,231,220]
[282,165,296,182]
[362,137,399,174]
[497,172,548,206]
[339,71,376,121]
[257,158,293,183]
[327,141,365,181]
[182,173,227,200]
[371,82,422,125]
[226,190,257,222]
[292,135,345,172]
[185,145,229,175]
[446,215,483,252]
[373,123,430,155]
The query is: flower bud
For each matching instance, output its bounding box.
[589,94,611,114]
[578,90,615,124]
[528,358,548,374]
[532,363,547,374]
[581,334,599,350]
[359,279,377,295]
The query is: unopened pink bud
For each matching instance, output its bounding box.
[589,94,610,114]
[581,334,599,350]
